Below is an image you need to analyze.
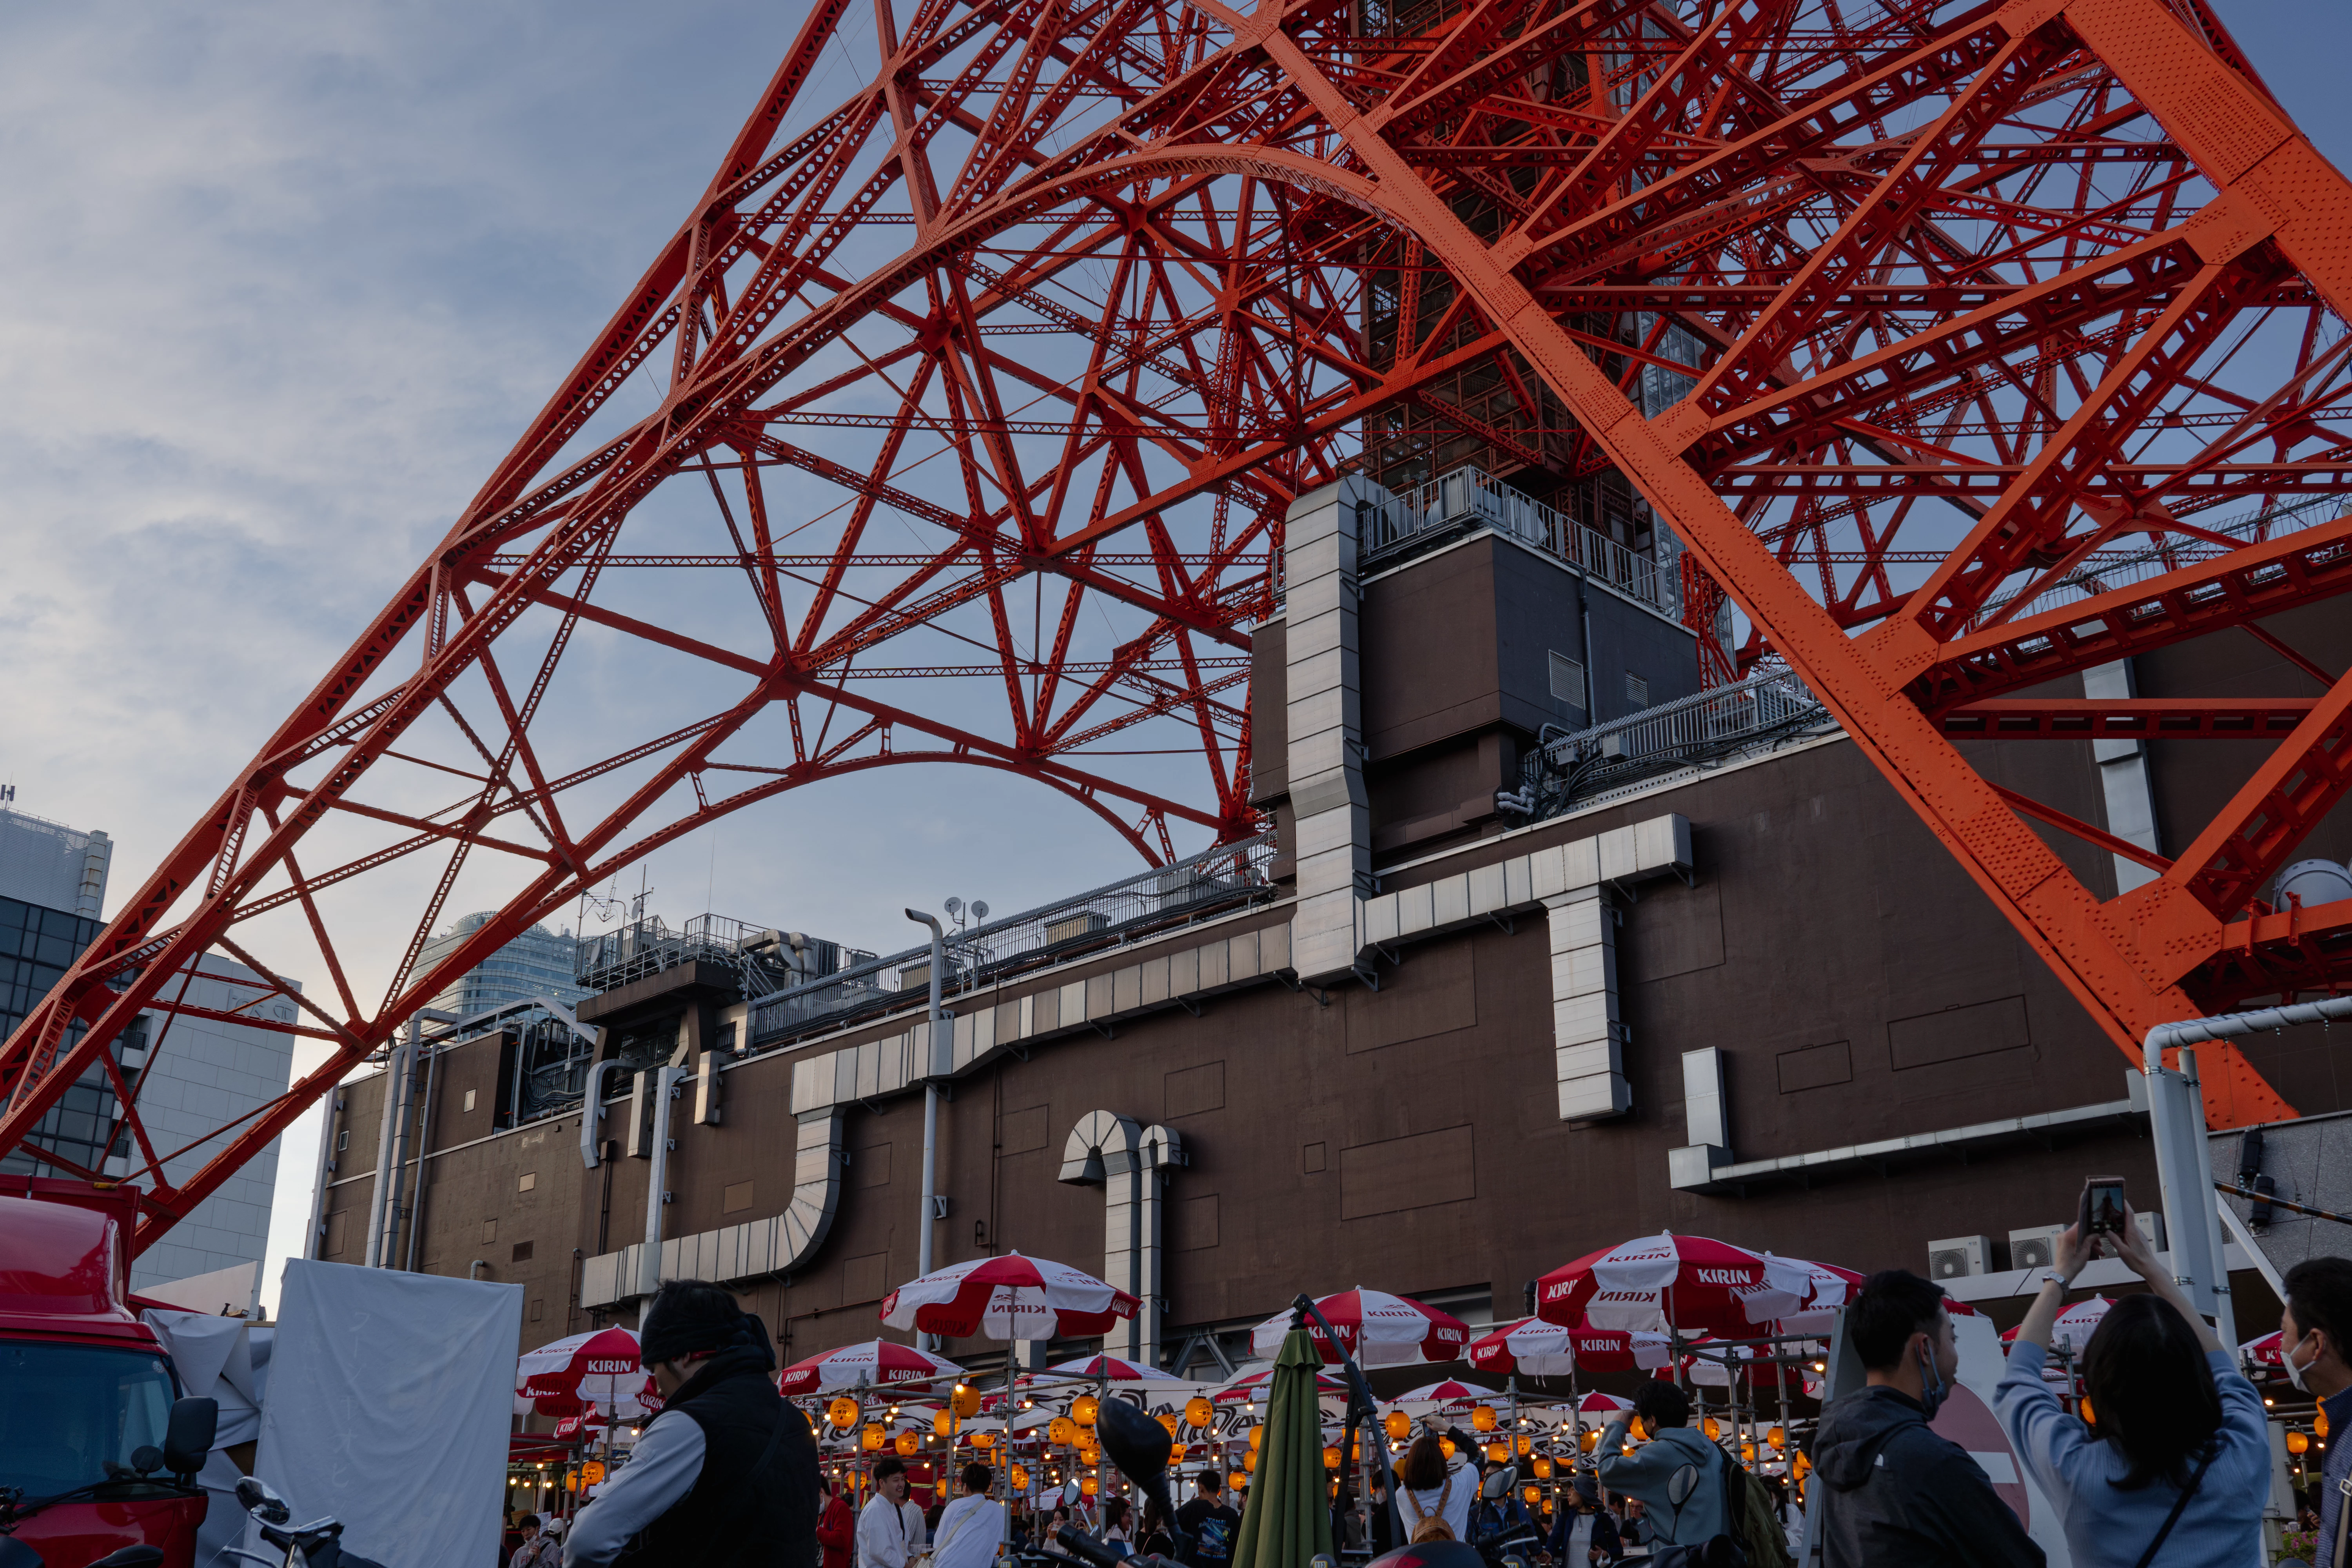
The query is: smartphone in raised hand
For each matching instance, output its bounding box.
[2078,1176,2127,1237]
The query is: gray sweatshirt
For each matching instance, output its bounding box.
[1594,1421,1728,1546]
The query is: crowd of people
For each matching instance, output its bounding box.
[526,1211,2352,1568]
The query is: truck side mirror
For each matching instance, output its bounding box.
[163,1396,219,1477]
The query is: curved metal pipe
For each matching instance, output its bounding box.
[581,1059,624,1170]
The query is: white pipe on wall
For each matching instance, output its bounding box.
[906,909,948,1353]
[636,1064,683,1319]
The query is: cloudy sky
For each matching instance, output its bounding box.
[1,0,2346,1311]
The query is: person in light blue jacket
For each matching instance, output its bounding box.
[1993,1203,2269,1568]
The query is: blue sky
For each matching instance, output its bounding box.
[0,0,2344,1311]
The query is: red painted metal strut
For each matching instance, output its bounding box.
[12,0,2352,1251]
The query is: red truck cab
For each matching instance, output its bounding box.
[0,1176,209,1568]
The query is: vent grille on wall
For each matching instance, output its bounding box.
[1549,652,1586,710]
[1626,673,1649,708]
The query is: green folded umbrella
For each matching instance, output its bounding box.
[1231,1325,1336,1568]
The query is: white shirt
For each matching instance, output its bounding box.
[1397,1461,1475,1541]
[563,1410,707,1568]
[930,1493,1005,1568]
[857,1493,929,1568]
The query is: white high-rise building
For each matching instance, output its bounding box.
[0,802,296,1305]
[0,801,110,916]
[416,911,590,1019]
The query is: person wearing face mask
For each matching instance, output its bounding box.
[1812,1269,2043,1567]
[1995,1204,2269,1568]
[2277,1256,2352,1567]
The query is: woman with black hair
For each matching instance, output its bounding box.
[1994,1202,2269,1566]
[1138,1495,1176,1559]
[1096,1497,1135,1557]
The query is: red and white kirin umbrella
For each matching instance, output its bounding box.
[2000,1296,2112,1354]
[516,1371,660,1417]
[1213,1366,1350,1403]
[1042,1354,1191,1387]
[1682,1335,1822,1394]
[778,1339,967,1397]
[1537,1233,1811,1334]
[1769,1259,1867,1336]
[1389,1378,1497,1414]
[1466,1317,1671,1377]
[1249,1288,1470,1368]
[1573,1392,1633,1418]
[880,1252,1139,1341]
[2241,1330,2286,1372]
[517,1325,648,1405]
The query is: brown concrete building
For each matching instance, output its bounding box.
[309,473,2351,1386]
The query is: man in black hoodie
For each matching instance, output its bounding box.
[1810,1270,2042,1568]
[566,1279,820,1568]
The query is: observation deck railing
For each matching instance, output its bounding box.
[748,830,1279,1050]
[1361,464,1682,619]
[1505,665,1831,823]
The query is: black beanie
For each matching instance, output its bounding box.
[639,1279,774,1368]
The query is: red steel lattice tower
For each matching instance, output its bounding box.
[9,0,2352,1252]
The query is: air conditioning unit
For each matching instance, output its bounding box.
[2134,1210,2166,1251]
[2010,1225,2067,1271]
[1928,1236,1991,1280]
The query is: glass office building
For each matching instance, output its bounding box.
[417,912,592,1020]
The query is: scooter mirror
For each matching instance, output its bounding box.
[163,1397,219,1476]
[1479,1465,1517,1502]
[1062,1480,1084,1510]
[0,1535,46,1568]
[130,1445,164,1477]
[1094,1396,1177,1528]
[235,1475,292,1524]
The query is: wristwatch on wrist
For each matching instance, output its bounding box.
[2041,1270,2074,1289]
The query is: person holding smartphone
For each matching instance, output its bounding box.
[1994,1196,2269,1567]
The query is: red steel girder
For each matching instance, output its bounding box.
[1941,697,2322,740]
[22,0,2352,1247]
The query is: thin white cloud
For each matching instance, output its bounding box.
[0,0,1183,1311]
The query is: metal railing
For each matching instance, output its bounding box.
[1503,666,1831,823]
[1361,464,1682,617]
[1979,490,2352,628]
[748,831,1281,1049]
[575,913,839,1000]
